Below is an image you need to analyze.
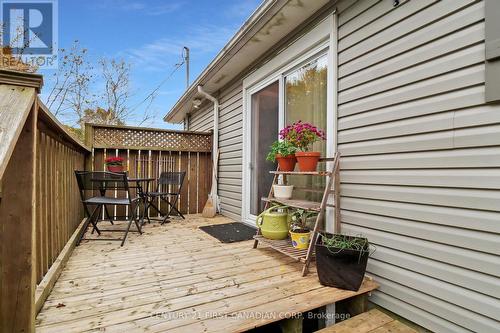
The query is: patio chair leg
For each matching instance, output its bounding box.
[162,195,184,220]
[78,205,101,245]
[121,209,138,246]
[142,199,151,224]
[165,195,184,219]
[148,200,161,215]
[91,204,103,234]
[104,205,114,225]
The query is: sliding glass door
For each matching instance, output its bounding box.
[244,50,332,224]
[249,81,279,216]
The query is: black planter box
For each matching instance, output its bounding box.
[315,233,369,291]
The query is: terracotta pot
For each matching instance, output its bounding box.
[275,154,296,172]
[295,151,321,172]
[107,165,124,173]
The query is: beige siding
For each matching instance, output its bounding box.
[187,83,244,221]
[189,104,213,132]
[337,0,500,332]
[184,1,500,331]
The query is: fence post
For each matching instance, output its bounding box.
[0,103,38,333]
[84,123,94,171]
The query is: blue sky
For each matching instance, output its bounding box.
[39,0,261,129]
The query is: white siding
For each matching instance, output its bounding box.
[187,84,244,221]
[336,0,500,332]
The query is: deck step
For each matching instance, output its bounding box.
[315,309,417,333]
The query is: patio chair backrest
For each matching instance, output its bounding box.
[158,171,186,193]
[75,171,132,201]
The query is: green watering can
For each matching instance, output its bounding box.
[256,206,289,240]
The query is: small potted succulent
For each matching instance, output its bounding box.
[280,121,326,172]
[105,156,125,173]
[266,140,298,172]
[289,209,316,249]
[316,233,372,291]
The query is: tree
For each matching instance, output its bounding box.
[44,40,96,125]
[99,58,131,124]
[0,22,37,72]
[81,107,125,126]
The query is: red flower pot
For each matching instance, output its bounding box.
[276,154,297,172]
[295,151,321,172]
[107,165,124,173]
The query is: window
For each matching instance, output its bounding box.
[285,54,328,200]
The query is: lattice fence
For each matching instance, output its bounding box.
[90,124,212,152]
[86,123,213,215]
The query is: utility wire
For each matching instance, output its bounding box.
[129,58,185,113]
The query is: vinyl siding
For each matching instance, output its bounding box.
[184,1,500,331]
[336,1,500,332]
[187,83,244,221]
[189,104,213,132]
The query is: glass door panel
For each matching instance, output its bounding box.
[285,54,328,201]
[250,81,279,216]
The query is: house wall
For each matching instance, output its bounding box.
[186,0,500,331]
[336,0,499,332]
[188,83,244,221]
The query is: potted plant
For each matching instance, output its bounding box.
[273,179,294,199]
[289,209,316,249]
[280,121,326,172]
[315,233,371,291]
[266,140,298,172]
[105,156,125,173]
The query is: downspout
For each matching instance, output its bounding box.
[197,85,220,212]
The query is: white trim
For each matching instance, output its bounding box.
[242,14,337,226]
[244,17,332,88]
[325,12,338,233]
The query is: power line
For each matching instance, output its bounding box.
[129,58,185,113]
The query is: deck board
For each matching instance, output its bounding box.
[36,215,378,332]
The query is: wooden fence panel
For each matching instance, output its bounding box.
[92,148,212,217]
[87,123,212,218]
[35,118,87,284]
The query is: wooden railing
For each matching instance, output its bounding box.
[0,69,90,332]
[87,124,213,216]
[35,105,89,284]
[0,70,213,332]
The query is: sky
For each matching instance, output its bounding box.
[39,0,262,129]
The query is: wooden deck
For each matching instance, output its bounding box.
[36,215,378,333]
[316,309,417,333]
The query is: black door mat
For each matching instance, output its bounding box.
[199,222,256,243]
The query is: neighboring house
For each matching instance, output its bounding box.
[165,1,500,332]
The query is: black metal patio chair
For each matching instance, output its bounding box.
[75,171,142,246]
[146,171,186,224]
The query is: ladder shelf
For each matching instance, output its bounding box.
[253,153,341,276]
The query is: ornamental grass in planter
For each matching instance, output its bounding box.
[280,121,326,172]
[316,233,371,291]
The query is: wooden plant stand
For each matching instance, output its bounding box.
[253,153,341,276]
